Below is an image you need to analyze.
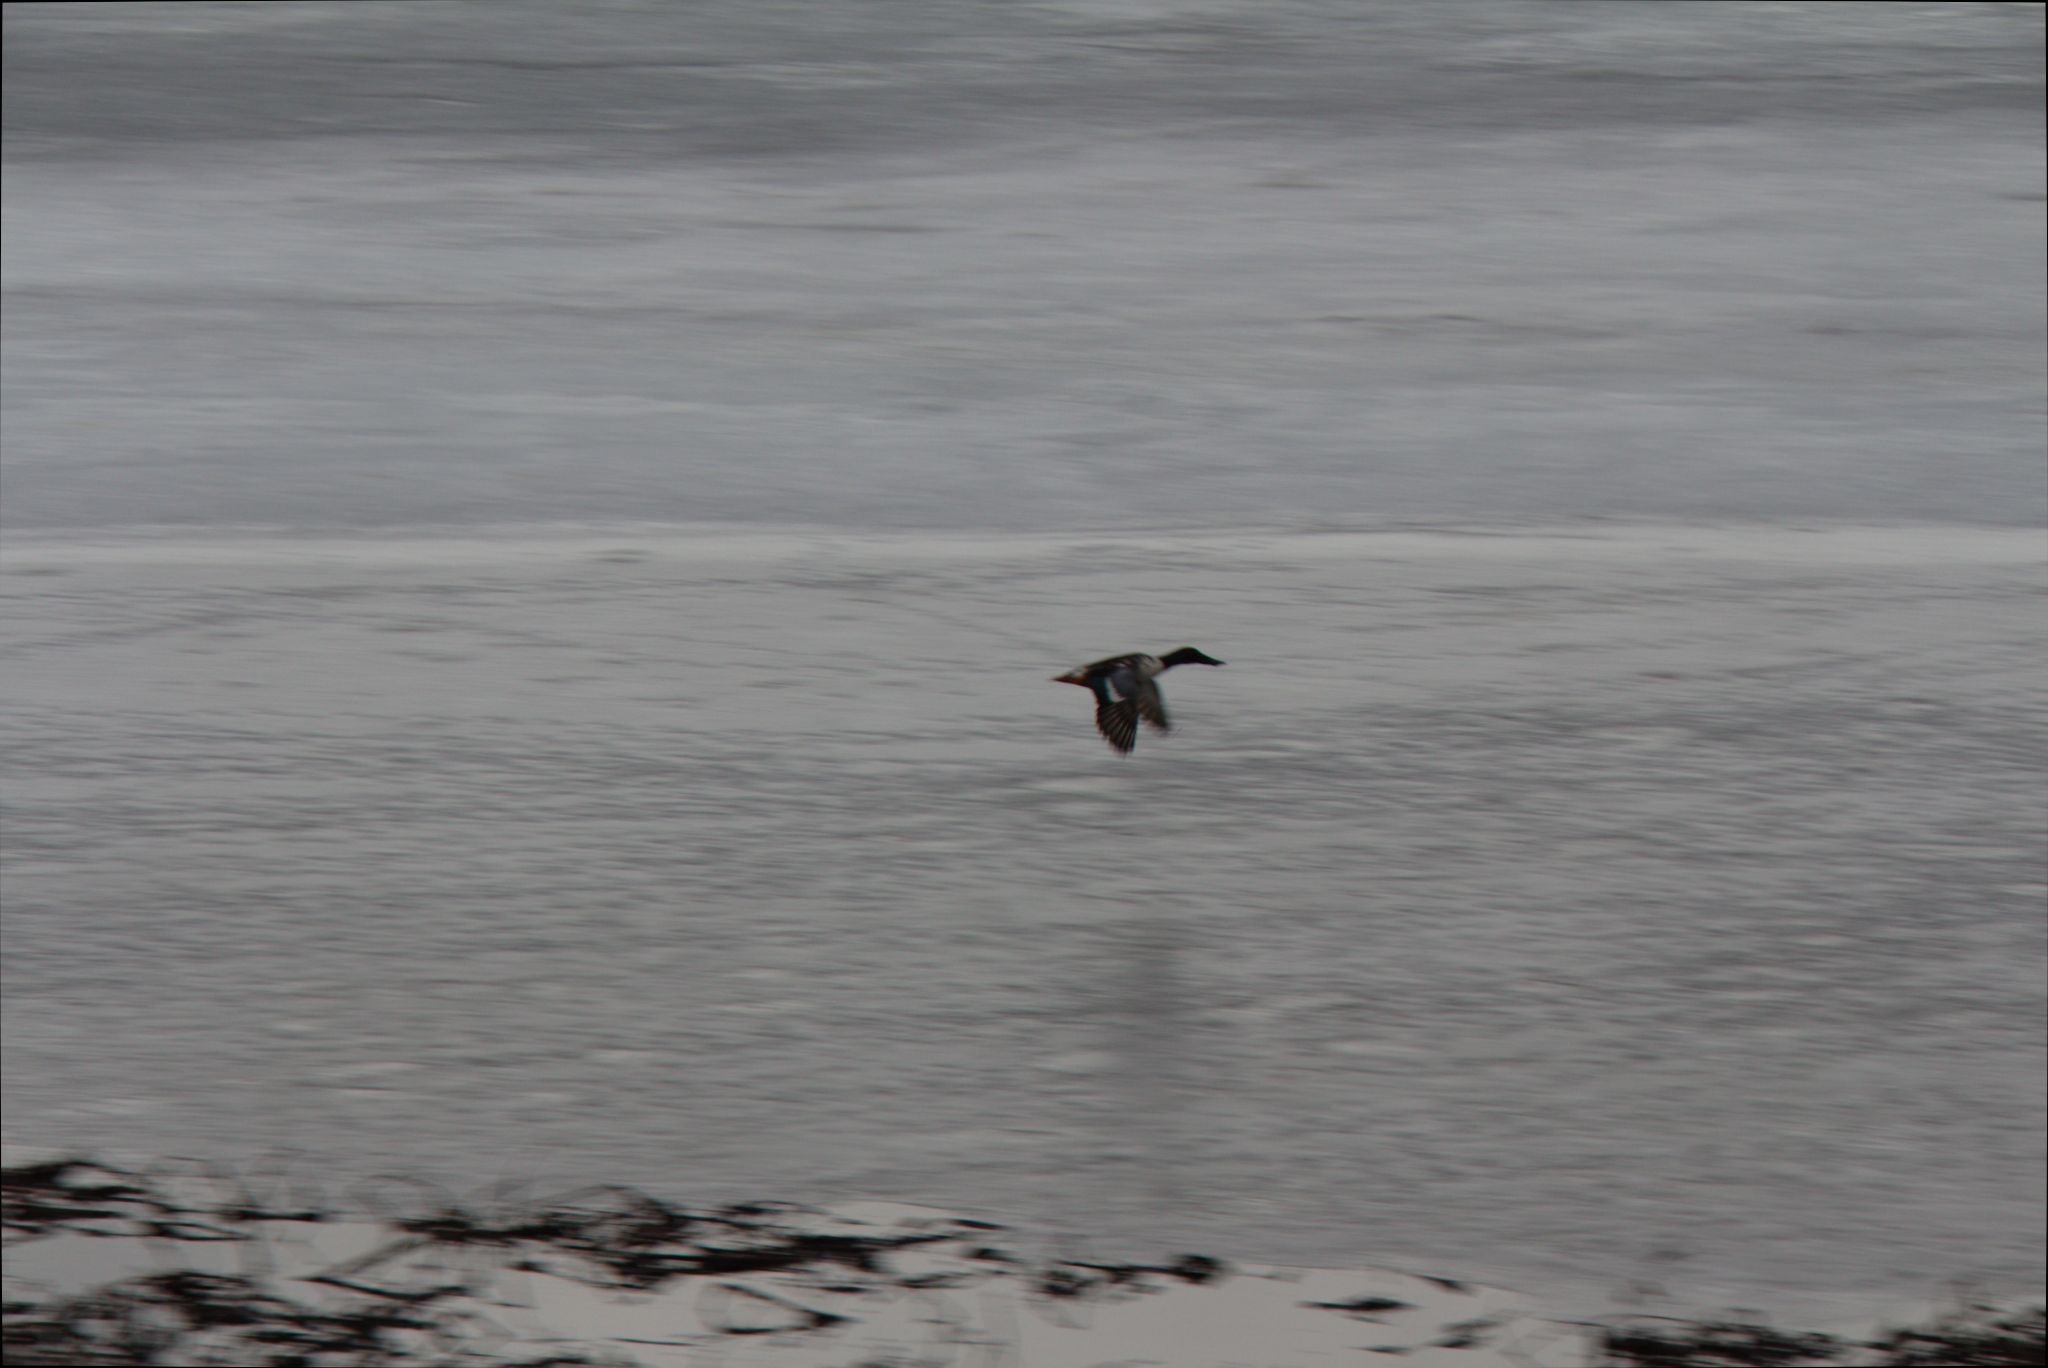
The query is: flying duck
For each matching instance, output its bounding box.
[1053,647,1225,754]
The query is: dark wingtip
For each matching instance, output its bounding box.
[1096,698,1139,753]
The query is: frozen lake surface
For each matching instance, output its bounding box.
[3,0,2044,1333]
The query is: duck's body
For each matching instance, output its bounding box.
[1053,647,1224,753]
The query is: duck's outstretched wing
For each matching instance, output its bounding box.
[1135,677,1171,733]
[1095,697,1139,754]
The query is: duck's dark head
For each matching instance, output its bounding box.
[1159,647,1225,669]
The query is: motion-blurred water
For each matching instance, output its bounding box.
[3,0,2043,1324]
[4,0,2043,532]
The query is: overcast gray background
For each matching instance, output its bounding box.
[3,0,2044,1334]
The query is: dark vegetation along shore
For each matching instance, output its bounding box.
[2,1158,2041,1367]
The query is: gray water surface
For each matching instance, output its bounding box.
[3,0,2044,1327]
[3,1,2042,532]
[5,526,2043,1320]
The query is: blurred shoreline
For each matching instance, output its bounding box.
[4,1153,2043,1367]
